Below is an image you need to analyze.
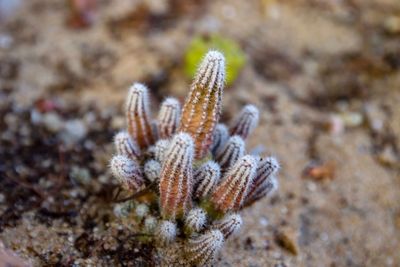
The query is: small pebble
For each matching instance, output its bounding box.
[377,146,398,167]
[70,166,91,185]
[43,112,63,133]
[275,227,299,255]
[0,34,13,49]
[135,204,149,218]
[384,16,400,34]
[259,217,269,227]
[30,109,42,124]
[144,216,157,232]
[339,112,363,128]
[386,257,394,266]
[4,113,17,127]
[271,251,282,259]
[62,119,88,144]
[306,181,317,192]
[280,206,288,214]
[364,103,385,132]
[111,116,125,129]
[320,232,329,242]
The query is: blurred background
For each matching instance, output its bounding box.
[0,0,399,266]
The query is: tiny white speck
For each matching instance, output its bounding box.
[259,217,269,226]
[386,257,394,266]
[280,206,288,214]
[320,232,329,242]
[306,181,317,192]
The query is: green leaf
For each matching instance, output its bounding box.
[184,35,246,86]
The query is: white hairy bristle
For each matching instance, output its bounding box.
[154,139,170,163]
[126,82,155,149]
[144,216,158,232]
[244,157,280,206]
[256,157,280,181]
[268,175,279,194]
[169,132,194,151]
[157,98,181,139]
[157,220,177,244]
[193,50,225,89]
[230,105,259,139]
[213,213,243,239]
[144,159,161,183]
[186,229,225,266]
[114,131,141,160]
[216,135,245,171]
[211,155,257,212]
[159,133,194,219]
[193,161,221,199]
[245,175,279,207]
[113,201,134,218]
[211,123,229,155]
[110,155,144,191]
[256,175,279,199]
[135,203,149,218]
[185,208,207,232]
[130,82,147,93]
[179,50,225,159]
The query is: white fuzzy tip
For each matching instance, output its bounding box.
[230,104,259,139]
[157,97,181,139]
[211,154,257,212]
[162,97,180,107]
[213,213,243,239]
[216,135,246,171]
[257,175,279,199]
[114,131,140,159]
[110,155,143,191]
[170,132,194,152]
[129,82,148,94]
[211,123,229,155]
[204,50,225,65]
[186,229,225,266]
[244,173,279,207]
[253,156,280,186]
[113,201,134,218]
[154,139,170,163]
[144,159,161,183]
[126,82,155,149]
[258,156,280,177]
[135,203,149,218]
[185,208,207,232]
[194,50,226,89]
[267,157,280,172]
[244,104,259,114]
[157,220,177,244]
[193,161,221,199]
[144,216,158,232]
[268,175,279,194]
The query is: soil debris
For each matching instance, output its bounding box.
[274,227,299,256]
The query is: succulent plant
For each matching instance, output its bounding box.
[109,51,280,266]
[185,229,224,266]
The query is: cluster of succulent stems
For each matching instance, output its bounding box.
[110,51,280,266]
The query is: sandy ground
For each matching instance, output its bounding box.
[1,0,400,266]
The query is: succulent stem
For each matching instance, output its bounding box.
[126,83,155,149]
[159,133,194,220]
[179,51,225,159]
[211,155,256,213]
